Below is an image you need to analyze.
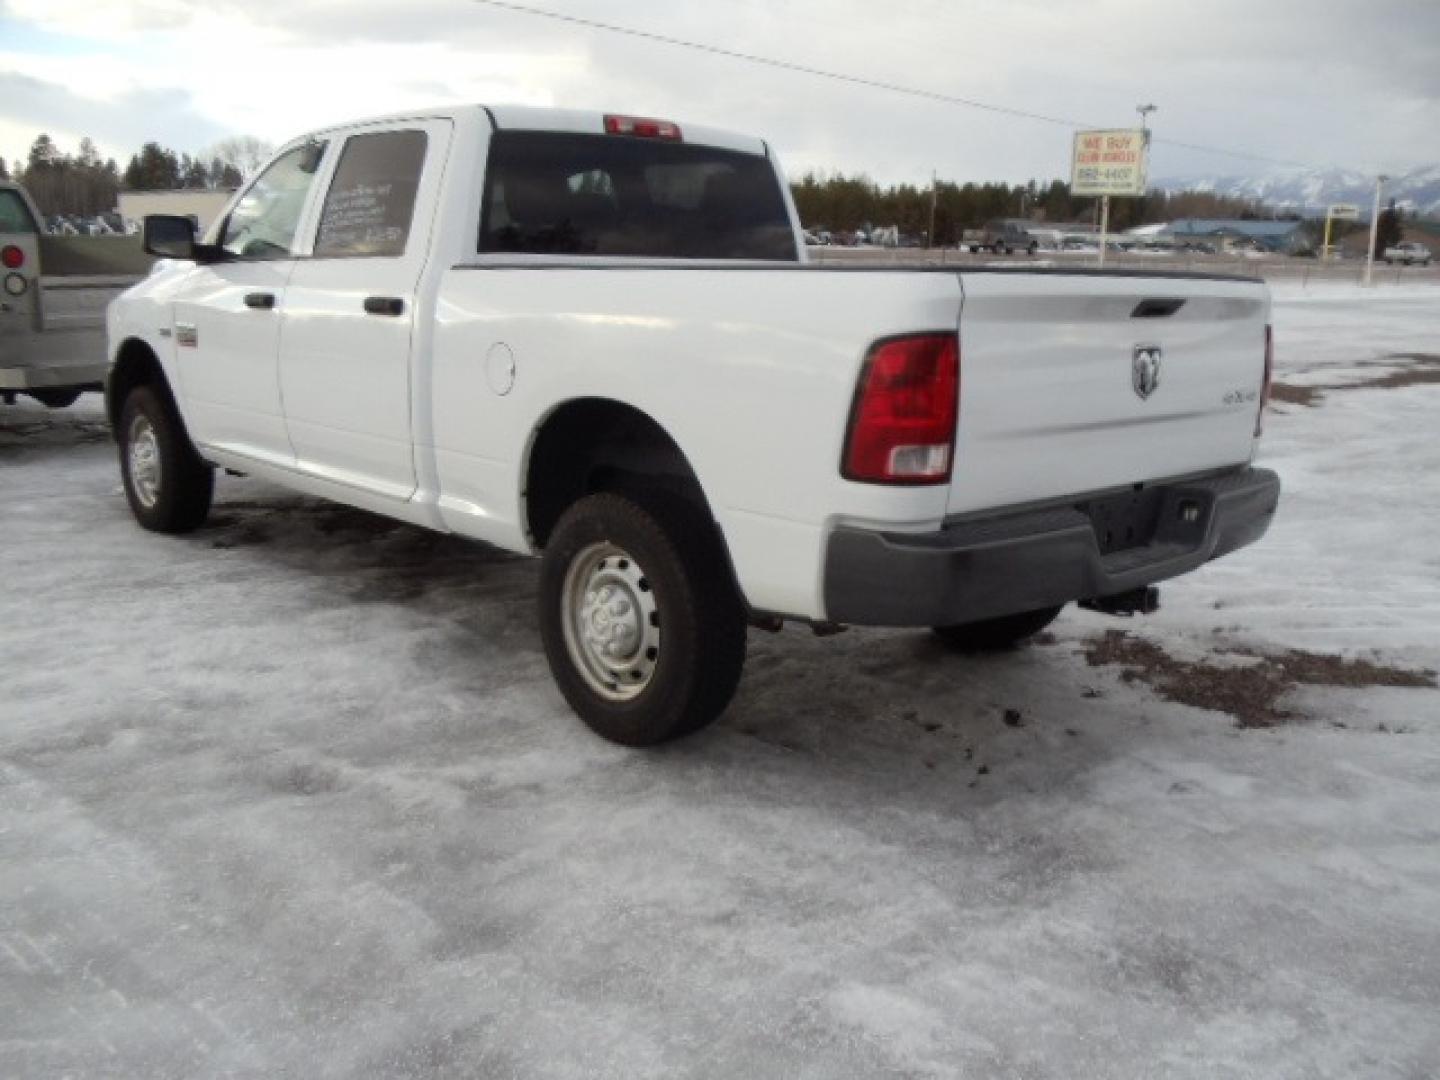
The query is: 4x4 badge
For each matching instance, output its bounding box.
[1133,344,1162,400]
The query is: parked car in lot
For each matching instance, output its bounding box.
[963,219,1040,255]
[2,181,147,407]
[1384,241,1432,266]
[107,105,1280,745]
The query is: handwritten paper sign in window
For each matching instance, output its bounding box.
[315,130,427,258]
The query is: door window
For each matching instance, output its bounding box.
[220,142,327,259]
[313,130,428,258]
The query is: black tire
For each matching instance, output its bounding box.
[29,388,84,409]
[932,604,1064,652]
[117,384,214,533]
[538,491,747,746]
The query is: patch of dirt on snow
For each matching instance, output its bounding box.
[1272,353,1440,407]
[1083,630,1436,728]
[1268,382,1323,406]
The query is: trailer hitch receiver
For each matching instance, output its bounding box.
[1079,586,1161,617]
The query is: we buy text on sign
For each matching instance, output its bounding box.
[1071,129,1149,197]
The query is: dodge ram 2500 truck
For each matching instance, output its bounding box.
[106,105,1279,745]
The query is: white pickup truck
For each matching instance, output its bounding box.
[106,105,1279,745]
[1383,241,1432,267]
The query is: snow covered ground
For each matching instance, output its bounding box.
[2,284,1438,1078]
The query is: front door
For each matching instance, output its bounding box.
[277,120,451,500]
[171,141,328,467]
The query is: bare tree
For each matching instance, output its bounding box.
[208,135,275,181]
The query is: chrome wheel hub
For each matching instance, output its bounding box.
[127,413,161,509]
[561,542,660,700]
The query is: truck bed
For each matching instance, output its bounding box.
[433,261,1268,616]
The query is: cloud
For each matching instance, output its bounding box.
[0,70,227,164]
[0,0,1436,182]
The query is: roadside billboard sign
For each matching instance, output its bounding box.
[1071,129,1150,197]
[1328,203,1360,220]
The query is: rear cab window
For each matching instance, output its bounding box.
[480,131,797,261]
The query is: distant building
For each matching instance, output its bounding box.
[116,189,237,233]
[1159,219,1314,254]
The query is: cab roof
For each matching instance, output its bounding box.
[305,104,768,157]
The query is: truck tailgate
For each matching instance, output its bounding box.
[949,272,1269,515]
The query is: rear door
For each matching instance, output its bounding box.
[277,120,451,500]
[949,271,1269,515]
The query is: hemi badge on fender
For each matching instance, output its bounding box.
[174,323,198,347]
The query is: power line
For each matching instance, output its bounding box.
[469,0,1321,171]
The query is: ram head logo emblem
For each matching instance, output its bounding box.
[1133,344,1162,400]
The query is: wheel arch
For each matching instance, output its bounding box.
[105,336,175,434]
[522,396,723,545]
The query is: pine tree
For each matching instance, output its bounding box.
[123,142,182,190]
[27,133,60,171]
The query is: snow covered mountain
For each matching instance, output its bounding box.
[1153,164,1440,218]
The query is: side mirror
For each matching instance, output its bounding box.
[143,214,197,259]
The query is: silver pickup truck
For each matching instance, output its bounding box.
[1,181,146,407]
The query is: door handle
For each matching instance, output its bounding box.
[363,296,405,317]
[244,292,276,310]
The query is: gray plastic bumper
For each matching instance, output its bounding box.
[823,467,1280,627]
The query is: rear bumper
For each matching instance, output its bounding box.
[823,467,1280,626]
[1,326,109,390]
[0,362,108,390]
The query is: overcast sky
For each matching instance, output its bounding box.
[2,0,1437,184]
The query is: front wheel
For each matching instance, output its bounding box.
[932,605,1064,652]
[538,492,746,746]
[118,384,214,533]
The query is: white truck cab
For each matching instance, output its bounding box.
[106,105,1279,745]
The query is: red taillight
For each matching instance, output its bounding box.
[1,245,22,270]
[843,333,959,484]
[1256,324,1273,437]
[603,114,682,140]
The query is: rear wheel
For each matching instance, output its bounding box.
[538,492,746,746]
[932,605,1064,652]
[118,384,213,533]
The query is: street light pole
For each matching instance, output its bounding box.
[1364,174,1388,287]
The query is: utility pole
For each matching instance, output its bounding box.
[1364,174,1388,287]
[1098,104,1157,269]
[927,170,937,250]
